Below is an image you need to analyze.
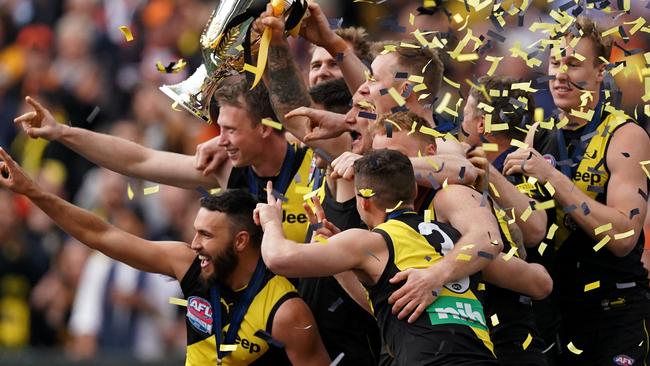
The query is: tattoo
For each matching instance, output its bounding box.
[267,43,312,116]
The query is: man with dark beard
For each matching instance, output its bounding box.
[0,148,330,366]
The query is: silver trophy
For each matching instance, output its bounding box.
[160,0,308,122]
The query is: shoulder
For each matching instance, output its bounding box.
[606,122,650,166]
[271,296,316,338]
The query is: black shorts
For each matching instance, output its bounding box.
[559,302,650,366]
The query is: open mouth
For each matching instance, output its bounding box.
[350,131,362,143]
[199,254,212,268]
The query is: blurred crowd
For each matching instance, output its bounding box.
[0,0,649,363]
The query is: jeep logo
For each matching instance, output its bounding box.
[282,210,308,224]
[573,171,602,186]
[235,335,261,354]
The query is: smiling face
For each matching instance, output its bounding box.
[309,46,343,87]
[191,208,239,285]
[548,37,605,112]
[216,103,265,167]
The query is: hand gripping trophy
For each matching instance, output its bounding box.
[160,0,308,122]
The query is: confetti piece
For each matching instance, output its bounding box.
[584,281,600,292]
[358,188,376,198]
[538,242,548,256]
[424,209,432,223]
[614,230,635,240]
[567,342,583,355]
[477,251,495,260]
[520,206,533,222]
[477,283,485,291]
[262,118,283,130]
[482,143,499,152]
[156,59,187,74]
[127,183,134,200]
[510,139,529,149]
[169,297,187,307]
[388,87,406,106]
[328,297,344,312]
[210,188,221,195]
[490,314,500,326]
[502,246,517,261]
[581,202,591,215]
[358,111,377,120]
[456,253,472,261]
[443,76,460,89]
[592,235,611,252]
[544,181,556,196]
[86,106,100,124]
[119,26,134,42]
[594,223,612,235]
[330,352,345,366]
[220,344,237,352]
[534,200,555,210]
[386,201,403,213]
[522,333,532,350]
[546,224,558,240]
[303,189,320,201]
[485,56,503,76]
[489,182,500,198]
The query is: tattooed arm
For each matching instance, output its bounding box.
[260,7,351,160]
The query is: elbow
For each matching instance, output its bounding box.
[530,264,553,300]
[262,246,293,276]
[523,223,546,248]
[609,239,636,258]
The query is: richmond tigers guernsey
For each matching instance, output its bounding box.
[180,257,298,365]
[369,211,496,365]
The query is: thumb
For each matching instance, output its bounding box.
[389,269,410,284]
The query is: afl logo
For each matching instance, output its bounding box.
[542,154,556,168]
[444,276,470,294]
[613,355,635,365]
[187,296,213,334]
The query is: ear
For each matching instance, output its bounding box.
[425,142,437,156]
[233,230,250,252]
[398,81,412,99]
[476,114,485,134]
[595,62,606,83]
[259,123,274,138]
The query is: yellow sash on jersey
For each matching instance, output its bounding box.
[554,114,627,250]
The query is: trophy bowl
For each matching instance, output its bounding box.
[160,0,307,122]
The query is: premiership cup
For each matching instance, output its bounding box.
[160,0,307,122]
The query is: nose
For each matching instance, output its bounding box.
[315,65,333,82]
[217,134,229,147]
[358,81,370,97]
[190,234,202,251]
[344,108,358,127]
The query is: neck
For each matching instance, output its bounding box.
[225,251,260,290]
[562,95,600,131]
[407,101,435,126]
[487,136,512,163]
[251,135,288,177]
[366,204,414,229]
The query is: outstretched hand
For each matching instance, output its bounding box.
[14,96,65,140]
[303,195,341,241]
[253,181,284,230]
[0,147,37,195]
[285,107,349,142]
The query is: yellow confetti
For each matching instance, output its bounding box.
[490,314,500,326]
[502,246,517,261]
[408,75,424,84]
[443,76,460,89]
[534,200,555,210]
[220,345,238,352]
[409,13,415,26]
[614,230,635,240]
[143,185,160,195]
[388,87,406,107]
[461,244,475,250]
[485,56,503,76]
[119,26,134,42]
[456,253,472,261]
[520,206,533,222]
[567,342,583,355]
[261,118,283,130]
[303,189,320,201]
[169,297,188,307]
[522,333,532,350]
[592,235,611,252]
[452,13,464,23]
[210,188,221,195]
[584,281,600,292]
[435,92,452,115]
[456,53,479,62]
[546,224,558,240]
[510,139,529,149]
[482,143,499,152]
[477,283,486,291]
[594,223,612,235]
[127,183,134,200]
[358,188,376,198]
[424,209,432,223]
[538,242,548,256]
[442,178,448,189]
[544,181,556,196]
[386,201,403,213]
[489,182,500,198]
[640,160,650,180]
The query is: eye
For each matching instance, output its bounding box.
[310,63,320,70]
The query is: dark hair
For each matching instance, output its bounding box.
[354,149,415,210]
[200,189,262,248]
[469,75,533,141]
[213,74,279,129]
[309,78,352,114]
